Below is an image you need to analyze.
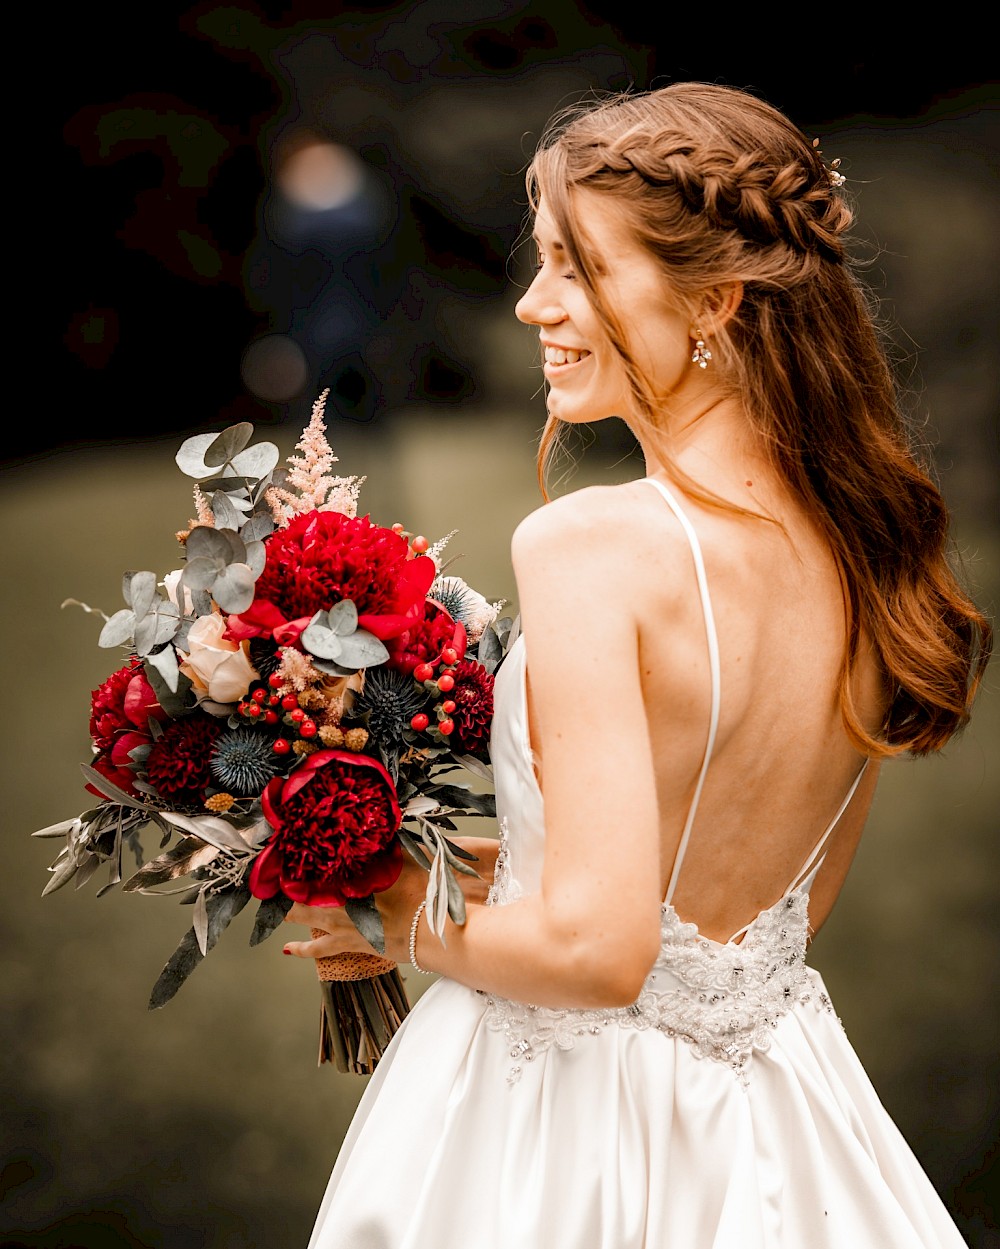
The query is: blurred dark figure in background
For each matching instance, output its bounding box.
[242,126,396,415]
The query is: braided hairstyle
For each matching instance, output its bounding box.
[527,83,991,757]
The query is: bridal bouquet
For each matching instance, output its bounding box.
[34,392,511,1074]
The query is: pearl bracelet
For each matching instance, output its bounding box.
[409,900,433,975]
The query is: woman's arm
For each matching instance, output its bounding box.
[286,491,666,1008]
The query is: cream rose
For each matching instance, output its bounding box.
[180,613,258,706]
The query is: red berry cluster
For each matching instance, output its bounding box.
[408,645,461,739]
[391,522,429,557]
[236,672,318,756]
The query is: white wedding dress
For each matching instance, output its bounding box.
[307,478,967,1249]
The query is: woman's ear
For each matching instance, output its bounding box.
[697,282,743,334]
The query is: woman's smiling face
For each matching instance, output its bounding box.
[515,189,700,429]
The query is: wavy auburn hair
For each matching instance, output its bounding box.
[527,82,990,757]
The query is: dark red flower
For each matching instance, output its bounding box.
[386,598,467,677]
[89,659,167,752]
[145,712,223,807]
[250,749,403,906]
[448,659,495,759]
[225,510,436,647]
[87,660,170,798]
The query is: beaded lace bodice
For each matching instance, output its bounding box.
[484,817,834,1086]
[483,477,864,1087]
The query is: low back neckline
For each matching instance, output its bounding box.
[512,475,867,944]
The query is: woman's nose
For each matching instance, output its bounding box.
[515,273,566,327]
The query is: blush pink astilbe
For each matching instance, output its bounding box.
[268,389,366,520]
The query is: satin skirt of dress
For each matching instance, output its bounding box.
[306,970,965,1249]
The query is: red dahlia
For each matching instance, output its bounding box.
[145,713,223,807]
[251,750,403,906]
[225,510,435,647]
[448,659,494,759]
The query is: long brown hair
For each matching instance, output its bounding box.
[526,83,991,757]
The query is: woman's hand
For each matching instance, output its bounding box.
[281,834,499,964]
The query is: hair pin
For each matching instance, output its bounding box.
[812,137,846,188]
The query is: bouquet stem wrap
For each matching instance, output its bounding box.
[311,930,411,1075]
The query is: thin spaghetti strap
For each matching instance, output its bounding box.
[784,759,870,897]
[640,477,721,905]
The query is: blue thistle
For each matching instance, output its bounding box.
[354,666,428,753]
[210,726,284,796]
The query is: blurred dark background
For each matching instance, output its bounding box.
[3,4,997,1248]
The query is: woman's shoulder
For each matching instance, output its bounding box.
[511,479,695,580]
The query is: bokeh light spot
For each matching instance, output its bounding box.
[240,334,309,402]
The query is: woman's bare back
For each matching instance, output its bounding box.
[525,469,886,944]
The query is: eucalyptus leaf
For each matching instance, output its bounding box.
[327,600,359,635]
[148,885,252,1009]
[184,526,233,562]
[176,432,225,478]
[133,612,159,657]
[241,513,275,543]
[336,630,389,669]
[244,539,266,579]
[308,657,357,677]
[191,588,213,617]
[249,894,293,946]
[300,621,344,661]
[212,563,257,614]
[221,529,249,562]
[98,608,136,649]
[148,609,184,651]
[204,423,255,467]
[179,556,221,591]
[231,442,280,478]
[222,491,254,515]
[128,571,159,621]
[210,490,242,531]
[345,896,386,955]
[478,623,501,667]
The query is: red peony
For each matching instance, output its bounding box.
[250,749,403,906]
[225,510,436,648]
[145,712,224,807]
[448,659,495,759]
[89,659,168,752]
[87,659,170,798]
[386,599,467,677]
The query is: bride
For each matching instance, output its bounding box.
[282,82,990,1248]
